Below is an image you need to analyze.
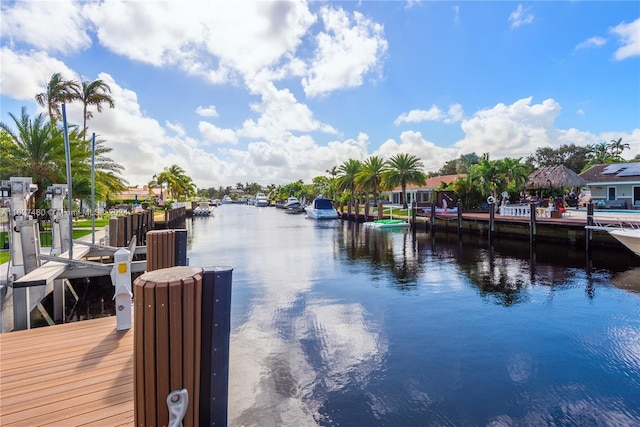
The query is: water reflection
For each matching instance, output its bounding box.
[185,206,640,426]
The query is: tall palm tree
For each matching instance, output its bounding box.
[78,78,114,138]
[35,73,80,123]
[325,166,339,200]
[383,153,426,209]
[609,138,630,160]
[336,159,362,205]
[356,156,386,205]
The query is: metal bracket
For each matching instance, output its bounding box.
[38,255,112,271]
[167,389,188,427]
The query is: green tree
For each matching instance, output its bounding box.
[609,138,630,160]
[1,107,126,207]
[78,78,114,139]
[336,159,362,206]
[383,153,426,209]
[356,156,386,205]
[526,144,591,173]
[35,72,80,123]
[152,165,195,201]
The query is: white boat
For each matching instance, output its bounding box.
[586,222,640,256]
[221,195,233,204]
[305,197,339,219]
[283,196,300,209]
[255,193,268,207]
[608,229,640,256]
[193,201,213,216]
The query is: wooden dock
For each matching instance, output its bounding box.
[0,316,134,426]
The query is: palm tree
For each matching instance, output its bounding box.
[78,78,114,138]
[336,159,362,205]
[383,153,426,209]
[35,73,80,123]
[609,138,630,160]
[325,166,339,200]
[0,107,66,202]
[356,156,386,205]
[497,157,530,196]
[153,165,195,201]
[470,154,502,202]
[1,107,126,207]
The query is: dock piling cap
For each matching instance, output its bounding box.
[137,266,203,285]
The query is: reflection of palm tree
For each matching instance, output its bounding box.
[383,153,426,209]
[35,73,80,123]
[356,156,386,206]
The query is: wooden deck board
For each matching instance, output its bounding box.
[0,316,135,426]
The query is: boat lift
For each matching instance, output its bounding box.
[0,177,147,332]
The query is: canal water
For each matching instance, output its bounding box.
[186,204,640,427]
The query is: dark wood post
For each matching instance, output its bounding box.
[456,200,462,233]
[529,201,537,246]
[134,266,204,427]
[430,202,436,233]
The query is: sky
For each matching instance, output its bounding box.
[1,1,639,190]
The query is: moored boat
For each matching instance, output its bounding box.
[193,201,213,216]
[221,195,233,204]
[255,193,268,207]
[586,222,640,256]
[305,196,338,219]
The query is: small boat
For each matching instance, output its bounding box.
[586,220,640,256]
[305,196,339,219]
[283,196,300,209]
[364,219,410,228]
[255,193,268,207]
[221,195,233,204]
[193,201,213,216]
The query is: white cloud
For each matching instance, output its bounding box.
[610,18,640,60]
[302,7,388,97]
[0,0,91,53]
[82,1,316,82]
[575,36,607,51]
[198,121,238,144]
[394,104,463,125]
[376,131,458,172]
[195,105,219,118]
[455,97,561,157]
[508,4,534,29]
[0,48,77,101]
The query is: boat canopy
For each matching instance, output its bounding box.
[314,198,334,210]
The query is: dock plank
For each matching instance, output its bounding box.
[0,316,135,426]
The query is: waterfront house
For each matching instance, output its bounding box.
[382,174,463,207]
[579,162,640,209]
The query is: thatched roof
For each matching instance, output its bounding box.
[527,165,586,189]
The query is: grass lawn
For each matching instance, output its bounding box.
[73,219,110,228]
[0,251,8,264]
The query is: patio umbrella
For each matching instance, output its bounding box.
[526,165,587,196]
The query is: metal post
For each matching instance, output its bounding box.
[199,267,233,427]
[62,104,73,260]
[110,248,132,331]
[91,133,96,244]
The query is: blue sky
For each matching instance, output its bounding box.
[1,1,638,189]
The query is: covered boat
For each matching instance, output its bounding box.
[305,197,339,219]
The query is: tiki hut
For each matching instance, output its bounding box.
[526,165,587,196]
